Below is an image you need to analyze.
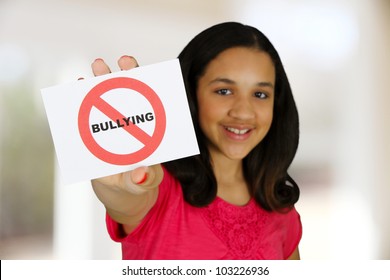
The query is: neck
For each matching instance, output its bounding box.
[212,155,243,184]
[210,152,250,205]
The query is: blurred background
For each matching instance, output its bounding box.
[0,0,389,259]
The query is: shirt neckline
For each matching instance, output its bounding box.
[214,196,255,208]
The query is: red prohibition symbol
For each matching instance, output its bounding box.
[78,77,166,165]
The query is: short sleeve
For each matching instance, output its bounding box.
[283,207,302,259]
[106,212,125,242]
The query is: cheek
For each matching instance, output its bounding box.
[257,106,274,131]
[197,99,210,133]
[265,110,274,126]
[198,103,218,129]
[197,93,222,127]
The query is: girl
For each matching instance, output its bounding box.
[90,22,302,259]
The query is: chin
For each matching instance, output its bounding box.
[224,150,251,160]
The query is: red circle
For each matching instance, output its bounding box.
[78,77,166,165]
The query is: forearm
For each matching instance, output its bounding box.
[91,164,163,225]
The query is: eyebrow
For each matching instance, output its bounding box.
[208,77,274,89]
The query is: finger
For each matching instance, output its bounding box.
[118,55,139,71]
[91,58,111,76]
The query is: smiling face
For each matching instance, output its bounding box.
[197,47,275,162]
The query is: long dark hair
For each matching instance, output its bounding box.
[163,22,300,211]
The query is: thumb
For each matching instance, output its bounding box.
[130,166,149,185]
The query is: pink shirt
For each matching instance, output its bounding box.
[106,167,302,260]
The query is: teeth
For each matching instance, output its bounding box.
[226,127,250,135]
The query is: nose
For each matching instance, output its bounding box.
[228,95,255,120]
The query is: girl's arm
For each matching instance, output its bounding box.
[89,56,163,234]
[91,165,163,234]
[287,247,300,260]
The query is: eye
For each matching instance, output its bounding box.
[215,88,233,95]
[254,92,268,99]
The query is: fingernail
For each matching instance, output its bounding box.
[94,58,103,62]
[136,173,148,184]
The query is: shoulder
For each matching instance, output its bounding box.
[274,207,302,235]
[159,165,182,196]
[255,205,302,259]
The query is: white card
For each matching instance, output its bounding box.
[41,59,199,185]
